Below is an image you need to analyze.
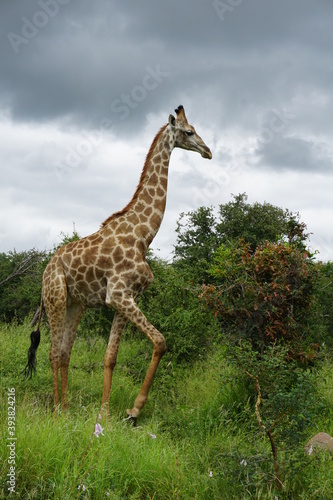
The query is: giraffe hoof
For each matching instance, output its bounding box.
[124,412,137,426]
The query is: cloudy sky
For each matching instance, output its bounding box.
[1,0,333,261]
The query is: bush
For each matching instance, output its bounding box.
[201,239,320,491]
[203,239,317,358]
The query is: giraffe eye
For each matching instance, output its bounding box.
[185,130,194,136]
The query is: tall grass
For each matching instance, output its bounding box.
[1,320,332,498]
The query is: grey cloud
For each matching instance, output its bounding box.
[1,0,333,260]
[256,135,333,172]
[1,0,332,133]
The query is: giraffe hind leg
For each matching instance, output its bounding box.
[59,302,86,411]
[46,295,67,412]
[44,260,85,412]
[48,302,85,413]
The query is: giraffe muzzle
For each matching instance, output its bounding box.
[201,147,212,160]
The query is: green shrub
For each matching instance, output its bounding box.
[202,239,321,491]
[203,239,317,356]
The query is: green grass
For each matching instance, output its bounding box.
[1,320,332,499]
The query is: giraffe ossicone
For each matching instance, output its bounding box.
[25,105,212,421]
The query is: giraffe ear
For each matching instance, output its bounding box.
[169,114,176,127]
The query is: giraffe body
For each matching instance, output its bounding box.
[27,106,212,421]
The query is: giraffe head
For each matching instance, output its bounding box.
[169,105,212,159]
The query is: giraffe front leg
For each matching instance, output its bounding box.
[101,312,127,417]
[60,361,70,412]
[126,342,166,421]
[107,291,166,422]
[49,349,60,413]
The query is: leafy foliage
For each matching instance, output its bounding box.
[174,206,219,282]
[203,239,317,357]
[173,193,308,282]
[130,254,220,363]
[217,193,287,250]
[312,261,333,349]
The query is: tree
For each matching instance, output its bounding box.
[0,249,49,322]
[217,193,287,250]
[173,193,307,282]
[0,252,37,287]
[174,206,219,281]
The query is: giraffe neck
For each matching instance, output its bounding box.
[130,124,174,248]
[103,124,175,251]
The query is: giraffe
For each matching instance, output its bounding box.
[25,105,212,422]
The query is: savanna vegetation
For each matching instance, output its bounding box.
[0,193,332,499]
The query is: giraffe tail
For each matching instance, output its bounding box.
[23,298,43,379]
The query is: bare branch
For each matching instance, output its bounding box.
[0,253,36,287]
[245,371,283,491]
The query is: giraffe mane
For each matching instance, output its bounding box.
[102,123,168,226]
